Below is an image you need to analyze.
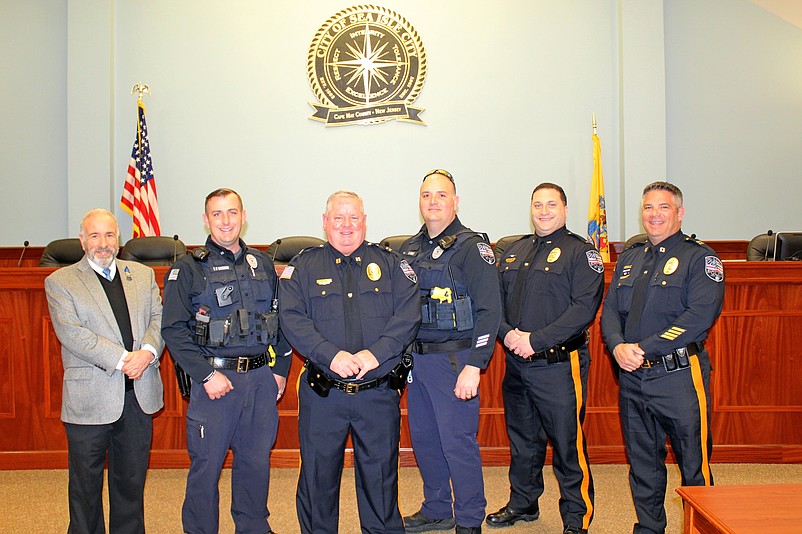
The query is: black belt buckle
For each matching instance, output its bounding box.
[345,382,359,396]
[237,356,250,373]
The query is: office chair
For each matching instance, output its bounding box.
[624,233,648,250]
[39,238,85,267]
[492,234,526,263]
[379,235,413,252]
[746,233,775,261]
[119,236,187,266]
[266,236,326,265]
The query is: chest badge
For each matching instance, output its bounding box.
[663,257,679,275]
[246,254,258,269]
[547,247,561,263]
[432,246,443,259]
[366,262,382,281]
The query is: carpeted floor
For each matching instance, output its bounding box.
[2,464,800,533]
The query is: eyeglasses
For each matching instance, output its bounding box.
[422,169,455,184]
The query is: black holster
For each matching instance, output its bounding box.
[388,352,414,391]
[174,362,192,398]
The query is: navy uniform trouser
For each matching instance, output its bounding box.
[296,373,403,534]
[619,352,714,534]
[65,388,152,534]
[183,364,279,534]
[407,348,485,528]
[502,348,594,531]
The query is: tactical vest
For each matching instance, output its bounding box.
[190,248,278,356]
[403,230,481,335]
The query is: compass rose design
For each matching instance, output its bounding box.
[308,5,427,126]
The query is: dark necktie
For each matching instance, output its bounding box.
[507,238,543,326]
[625,248,658,341]
[342,257,364,353]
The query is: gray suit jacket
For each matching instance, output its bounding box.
[45,257,165,424]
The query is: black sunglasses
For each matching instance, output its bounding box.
[422,169,455,184]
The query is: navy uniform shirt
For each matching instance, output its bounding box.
[278,241,421,381]
[499,226,604,352]
[404,217,502,369]
[161,236,292,382]
[601,231,725,357]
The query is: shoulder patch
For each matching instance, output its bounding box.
[280,266,295,280]
[168,268,180,281]
[586,250,604,273]
[704,256,724,282]
[399,260,417,283]
[476,242,495,264]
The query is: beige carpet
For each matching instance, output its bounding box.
[2,464,801,533]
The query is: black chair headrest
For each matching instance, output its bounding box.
[379,235,413,252]
[119,236,187,266]
[39,238,85,267]
[267,236,326,264]
[746,233,774,261]
[493,234,526,262]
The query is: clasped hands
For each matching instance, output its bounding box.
[330,350,379,380]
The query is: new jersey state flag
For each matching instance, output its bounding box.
[587,132,609,261]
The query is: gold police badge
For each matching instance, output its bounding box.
[307,5,427,126]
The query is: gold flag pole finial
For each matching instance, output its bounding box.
[592,112,597,135]
[131,83,151,103]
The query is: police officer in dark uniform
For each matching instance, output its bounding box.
[161,188,292,534]
[488,183,603,534]
[400,170,501,534]
[279,191,420,534]
[601,181,725,534]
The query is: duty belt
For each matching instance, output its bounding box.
[522,331,588,363]
[304,360,388,395]
[207,353,268,373]
[412,338,473,354]
[641,341,704,369]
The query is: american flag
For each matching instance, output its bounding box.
[120,102,160,237]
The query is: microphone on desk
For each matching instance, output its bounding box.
[764,230,774,262]
[271,238,282,263]
[17,240,30,268]
[173,234,179,263]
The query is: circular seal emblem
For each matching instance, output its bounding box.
[663,257,679,275]
[307,5,427,126]
[246,254,258,270]
[432,246,443,259]
[366,262,382,281]
[547,247,562,263]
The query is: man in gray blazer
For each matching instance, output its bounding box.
[44,208,164,534]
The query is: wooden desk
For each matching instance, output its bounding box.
[677,484,802,533]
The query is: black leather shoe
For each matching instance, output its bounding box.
[485,504,540,528]
[403,511,457,533]
[563,528,587,534]
[456,526,482,534]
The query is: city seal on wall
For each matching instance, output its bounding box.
[307,5,427,126]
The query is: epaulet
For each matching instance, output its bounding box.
[628,240,648,249]
[685,235,713,251]
[565,230,591,244]
[368,241,403,257]
[191,246,210,261]
[296,244,325,257]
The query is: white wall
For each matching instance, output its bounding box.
[3,0,800,247]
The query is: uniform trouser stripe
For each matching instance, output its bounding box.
[569,350,594,529]
[689,355,712,486]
